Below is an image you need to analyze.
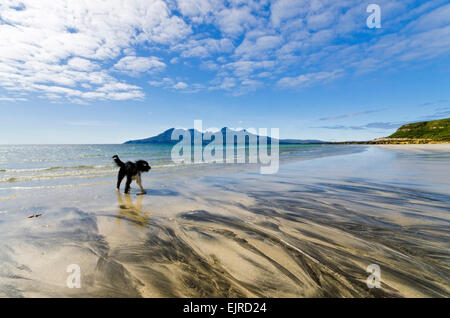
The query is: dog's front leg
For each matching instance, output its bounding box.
[117,170,125,190]
[124,175,132,194]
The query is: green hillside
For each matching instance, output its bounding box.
[388,118,450,141]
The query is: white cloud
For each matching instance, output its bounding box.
[176,0,223,23]
[225,60,276,78]
[0,96,27,102]
[67,58,99,71]
[66,120,113,126]
[173,81,189,89]
[148,77,174,88]
[219,77,236,90]
[277,70,344,88]
[0,0,189,102]
[235,35,283,59]
[270,0,309,27]
[113,56,166,75]
[149,77,203,93]
[174,38,234,58]
[407,3,450,32]
[215,6,259,37]
[306,10,335,31]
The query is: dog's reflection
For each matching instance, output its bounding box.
[116,191,151,228]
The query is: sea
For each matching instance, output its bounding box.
[0,143,363,192]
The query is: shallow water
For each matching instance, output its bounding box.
[0,145,449,297]
[0,144,361,190]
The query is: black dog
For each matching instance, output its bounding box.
[113,155,151,194]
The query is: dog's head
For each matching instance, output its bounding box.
[136,160,151,172]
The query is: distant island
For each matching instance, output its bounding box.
[124,127,324,145]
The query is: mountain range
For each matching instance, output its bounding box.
[124,127,324,145]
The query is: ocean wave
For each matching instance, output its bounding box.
[0,195,17,201]
[2,164,115,173]
[44,164,114,171]
[0,180,113,190]
[1,170,116,183]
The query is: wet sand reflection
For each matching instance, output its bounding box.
[116,192,151,228]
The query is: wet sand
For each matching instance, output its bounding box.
[0,145,449,297]
[377,144,450,152]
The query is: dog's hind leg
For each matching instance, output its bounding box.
[117,170,125,190]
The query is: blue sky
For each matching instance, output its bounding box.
[0,0,449,144]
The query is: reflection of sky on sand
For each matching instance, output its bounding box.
[0,145,449,297]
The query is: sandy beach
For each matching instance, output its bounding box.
[377,144,450,152]
[0,145,449,297]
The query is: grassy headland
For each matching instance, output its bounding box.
[340,118,450,144]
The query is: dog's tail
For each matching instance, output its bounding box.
[112,155,125,168]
